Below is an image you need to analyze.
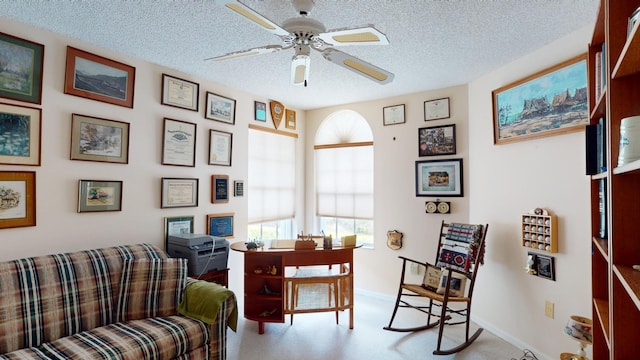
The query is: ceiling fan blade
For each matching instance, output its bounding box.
[206,45,285,61]
[215,0,290,37]
[320,48,394,84]
[317,25,389,46]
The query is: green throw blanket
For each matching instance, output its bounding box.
[178,281,238,331]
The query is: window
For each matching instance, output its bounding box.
[314,110,374,247]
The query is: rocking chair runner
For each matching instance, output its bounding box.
[383,221,488,355]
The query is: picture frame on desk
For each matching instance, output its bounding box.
[0,32,44,104]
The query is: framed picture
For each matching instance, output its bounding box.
[70,113,130,164]
[424,97,450,121]
[164,215,194,248]
[534,253,556,281]
[255,101,267,122]
[161,74,199,111]
[0,102,41,166]
[415,158,463,197]
[492,54,588,144]
[209,129,232,166]
[0,32,44,104]
[383,104,405,125]
[419,124,456,156]
[64,46,135,108]
[161,177,199,208]
[211,174,229,203]
[77,180,123,213]
[207,212,234,238]
[285,109,296,130]
[162,118,196,167]
[205,92,236,124]
[0,171,36,229]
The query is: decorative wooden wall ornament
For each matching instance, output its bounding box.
[270,100,284,129]
[387,230,403,250]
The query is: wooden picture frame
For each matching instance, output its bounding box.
[419,124,456,156]
[0,171,36,229]
[161,177,199,208]
[164,215,194,249]
[424,97,450,121]
[205,92,236,124]
[383,104,405,125]
[0,102,41,166]
[207,212,234,238]
[415,158,463,197]
[209,129,232,166]
[161,74,199,111]
[285,109,296,130]
[77,179,123,213]
[211,174,229,203]
[0,32,44,104]
[492,54,588,144]
[70,113,130,164]
[64,46,135,108]
[534,253,556,281]
[255,101,267,122]
[162,117,196,167]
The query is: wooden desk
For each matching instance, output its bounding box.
[231,240,357,334]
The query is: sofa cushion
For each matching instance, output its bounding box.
[115,258,188,322]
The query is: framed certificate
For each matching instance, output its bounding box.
[424,97,450,121]
[162,118,196,167]
[207,213,234,238]
[383,104,405,125]
[161,74,199,111]
[211,174,229,203]
[161,177,199,208]
[209,129,232,166]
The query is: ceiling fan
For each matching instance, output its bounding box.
[209,0,394,87]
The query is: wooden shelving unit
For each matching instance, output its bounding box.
[521,213,558,253]
[588,1,640,358]
[243,252,284,334]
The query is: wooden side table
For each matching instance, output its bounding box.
[197,268,229,287]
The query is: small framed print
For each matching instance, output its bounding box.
[162,118,196,167]
[415,158,463,197]
[419,124,456,156]
[285,109,296,130]
[0,171,36,229]
[0,102,41,166]
[383,104,405,125]
[422,265,441,291]
[161,177,199,208]
[211,174,229,203]
[164,215,194,249]
[424,97,450,121]
[255,101,267,122]
[534,253,556,281]
[207,212,234,238]
[70,114,130,164]
[77,180,122,213]
[161,74,199,111]
[209,129,232,166]
[0,32,44,104]
[205,92,236,124]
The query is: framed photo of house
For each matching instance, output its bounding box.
[164,215,194,248]
[255,101,267,122]
[205,92,236,124]
[285,109,296,130]
[77,180,123,213]
[535,253,556,281]
[383,104,405,125]
[424,97,450,121]
[64,46,136,108]
[209,129,232,166]
[70,114,130,164]
[207,212,234,238]
[492,54,588,144]
[0,171,36,229]
[418,124,456,156]
[161,177,199,208]
[415,158,463,197]
[162,118,196,167]
[161,74,199,111]
[211,174,229,203]
[0,32,44,104]
[0,102,41,166]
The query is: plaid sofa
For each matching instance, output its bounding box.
[0,244,236,360]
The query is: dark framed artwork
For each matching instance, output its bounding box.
[0,32,44,104]
[205,92,235,124]
[255,101,267,122]
[164,215,194,248]
[415,158,463,197]
[161,73,199,111]
[77,180,123,213]
[207,212,234,238]
[419,124,456,156]
[162,117,196,167]
[211,174,229,203]
[161,177,199,208]
[70,113,130,164]
[0,102,41,166]
[492,54,587,144]
[64,46,136,108]
[535,253,556,281]
[0,171,36,229]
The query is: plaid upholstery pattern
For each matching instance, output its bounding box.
[115,258,188,322]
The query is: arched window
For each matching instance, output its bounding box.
[315,110,374,246]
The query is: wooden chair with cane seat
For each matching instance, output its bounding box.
[383,221,488,355]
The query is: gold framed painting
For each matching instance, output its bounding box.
[0,171,36,229]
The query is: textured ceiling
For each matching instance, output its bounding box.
[0,0,599,110]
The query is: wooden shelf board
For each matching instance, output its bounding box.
[592,237,609,259]
[593,298,610,348]
[589,88,606,120]
[612,19,640,79]
[613,265,640,311]
[591,172,608,180]
[613,159,640,174]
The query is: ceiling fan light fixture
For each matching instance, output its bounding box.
[291,53,310,86]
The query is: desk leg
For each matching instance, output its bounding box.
[258,321,265,334]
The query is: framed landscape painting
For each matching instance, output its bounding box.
[0,171,36,229]
[70,114,130,164]
[0,102,41,166]
[0,32,44,104]
[492,54,588,144]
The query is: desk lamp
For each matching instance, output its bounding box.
[563,315,593,359]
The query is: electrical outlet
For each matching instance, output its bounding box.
[545,300,554,319]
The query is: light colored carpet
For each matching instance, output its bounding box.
[225,292,531,360]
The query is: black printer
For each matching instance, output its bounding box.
[167,234,229,277]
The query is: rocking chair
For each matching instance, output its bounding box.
[383,221,488,355]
